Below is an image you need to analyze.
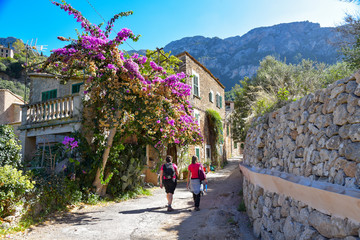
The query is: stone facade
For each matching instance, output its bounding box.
[145,52,228,184]
[225,101,242,158]
[0,89,24,136]
[177,52,226,165]
[20,73,83,161]
[242,72,360,239]
[0,45,14,58]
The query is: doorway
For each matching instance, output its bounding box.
[166,144,178,165]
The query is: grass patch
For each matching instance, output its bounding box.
[115,187,151,202]
[227,217,237,225]
[237,200,246,212]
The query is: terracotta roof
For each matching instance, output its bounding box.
[176,51,225,89]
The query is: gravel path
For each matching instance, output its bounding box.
[11,157,257,240]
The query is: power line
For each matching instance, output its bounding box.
[85,0,105,22]
[85,0,137,53]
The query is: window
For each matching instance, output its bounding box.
[42,89,57,101]
[234,142,238,149]
[206,145,211,160]
[194,109,200,125]
[227,124,229,135]
[192,72,199,97]
[216,93,223,108]
[195,147,200,160]
[209,90,213,103]
[72,83,83,94]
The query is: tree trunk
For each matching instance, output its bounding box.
[92,126,118,196]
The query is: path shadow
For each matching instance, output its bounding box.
[26,210,111,234]
[119,205,193,215]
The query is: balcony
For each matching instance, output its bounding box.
[19,95,82,135]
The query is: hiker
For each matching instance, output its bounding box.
[187,155,207,211]
[159,155,179,212]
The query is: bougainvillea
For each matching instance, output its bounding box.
[40,1,203,195]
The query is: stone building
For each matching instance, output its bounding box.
[224,100,241,157]
[19,53,235,185]
[145,52,228,183]
[0,89,24,136]
[0,45,14,58]
[19,73,83,162]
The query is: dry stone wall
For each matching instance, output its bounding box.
[242,72,360,239]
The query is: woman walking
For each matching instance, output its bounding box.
[187,155,207,211]
[159,155,179,212]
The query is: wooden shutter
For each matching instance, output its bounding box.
[41,89,57,102]
[195,148,200,160]
[72,83,82,94]
[193,75,199,96]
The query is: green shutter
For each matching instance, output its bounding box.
[220,95,223,108]
[193,75,199,97]
[227,124,229,135]
[72,83,83,94]
[41,89,57,102]
[195,148,200,160]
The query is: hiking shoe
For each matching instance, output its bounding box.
[194,207,200,211]
[167,206,174,212]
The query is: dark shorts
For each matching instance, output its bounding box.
[163,179,177,194]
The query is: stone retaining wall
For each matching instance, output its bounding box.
[242,72,360,239]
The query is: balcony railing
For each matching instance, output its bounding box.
[22,95,82,125]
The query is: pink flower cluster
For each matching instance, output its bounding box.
[123,59,145,81]
[163,73,192,98]
[150,61,163,72]
[62,136,78,149]
[52,47,78,56]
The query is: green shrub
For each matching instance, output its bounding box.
[29,175,80,215]
[84,192,100,205]
[0,125,22,168]
[237,200,246,212]
[0,165,34,217]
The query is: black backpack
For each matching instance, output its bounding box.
[163,163,175,179]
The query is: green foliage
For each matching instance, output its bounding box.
[28,174,80,215]
[106,133,146,196]
[84,192,100,205]
[205,109,223,167]
[225,84,242,101]
[0,39,47,80]
[0,125,22,168]
[114,187,151,202]
[237,200,246,212]
[0,62,6,72]
[145,49,182,75]
[336,15,360,70]
[12,40,26,55]
[0,165,34,217]
[231,56,352,143]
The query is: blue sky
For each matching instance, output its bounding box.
[0,0,359,54]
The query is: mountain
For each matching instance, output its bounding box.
[163,21,343,90]
[0,37,18,49]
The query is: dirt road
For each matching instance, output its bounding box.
[11,157,257,240]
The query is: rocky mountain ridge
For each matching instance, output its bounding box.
[164,21,343,90]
